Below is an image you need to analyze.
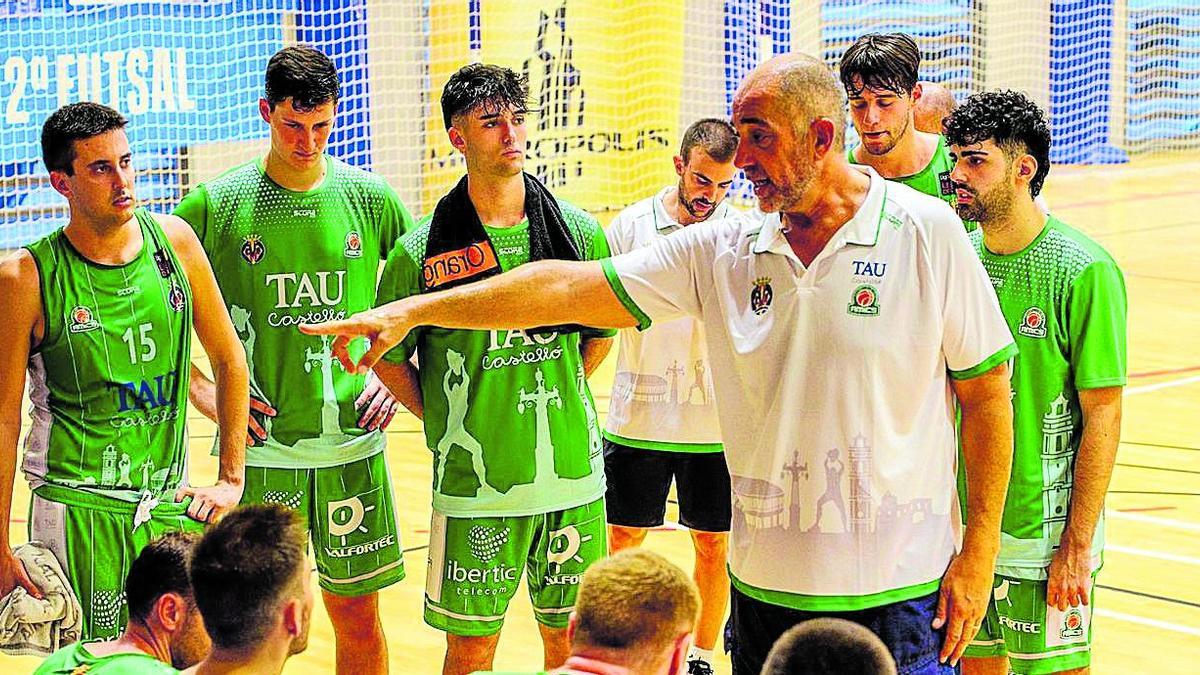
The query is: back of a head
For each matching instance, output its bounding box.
[913,81,958,134]
[573,549,699,666]
[189,504,308,653]
[839,33,922,96]
[265,44,340,110]
[125,531,200,625]
[761,618,896,675]
[41,102,128,175]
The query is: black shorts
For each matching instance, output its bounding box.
[602,438,731,532]
[729,587,954,675]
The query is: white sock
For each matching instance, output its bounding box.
[688,646,714,663]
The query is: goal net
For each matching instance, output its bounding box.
[2,0,1197,247]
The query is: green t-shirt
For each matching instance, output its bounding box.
[970,215,1127,578]
[376,201,614,517]
[22,209,192,502]
[34,641,179,674]
[849,134,975,231]
[174,156,413,468]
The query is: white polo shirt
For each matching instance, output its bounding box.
[601,166,1016,611]
[604,187,741,451]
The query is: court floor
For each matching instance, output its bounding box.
[5,155,1200,673]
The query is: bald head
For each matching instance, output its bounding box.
[913,81,957,134]
[735,54,847,150]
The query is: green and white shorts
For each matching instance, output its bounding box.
[424,497,607,636]
[30,484,205,641]
[964,573,1097,674]
[241,451,405,597]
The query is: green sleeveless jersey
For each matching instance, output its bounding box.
[22,209,192,503]
[34,641,179,674]
[377,201,613,517]
[850,134,976,231]
[174,156,412,468]
[970,216,1126,578]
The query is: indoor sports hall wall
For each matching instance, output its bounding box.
[2,0,1198,247]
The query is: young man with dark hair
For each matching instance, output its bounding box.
[35,532,209,674]
[173,45,411,675]
[0,102,249,640]
[602,117,740,675]
[302,53,1017,675]
[840,33,969,228]
[368,62,613,675]
[184,504,313,675]
[761,618,897,675]
[946,91,1126,675]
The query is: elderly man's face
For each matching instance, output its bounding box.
[732,85,816,214]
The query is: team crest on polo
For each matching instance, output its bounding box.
[847,284,880,316]
[1019,307,1048,338]
[168,285,186,312]
[68,305,100,333]
[750,277,773,315]
[344,230,363,258]
[241,234,266,265]
[1061,608,1085,640]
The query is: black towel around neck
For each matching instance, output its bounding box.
[421,172,585,334]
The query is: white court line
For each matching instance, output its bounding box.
[1126,374,1200,395]
[1107,510,1200,533]
[1107,544,1200,566]
[1095,609,1200,637]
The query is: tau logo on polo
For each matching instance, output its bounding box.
[1019,307,1048,338]
[344,230,363,259]
[750,277,773,315]
[241,234,266,265]
[847,285,880,316]
[68,305,100,333]
[852,260,887,278]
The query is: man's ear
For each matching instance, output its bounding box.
[448,126,467,154]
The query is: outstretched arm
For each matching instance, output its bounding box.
[303,259,637,373]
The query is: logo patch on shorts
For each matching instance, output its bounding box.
[1019,307,1048,338]
[344,230,363,258]
[847,284,880,316]
[69,305,100,333]
[325,487,394,557]
[241,234,266,265]
[1061,608,1085,640]
[750,277,773,315]
[467,525,509,564]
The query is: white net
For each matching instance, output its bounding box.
[2,0,1198,247]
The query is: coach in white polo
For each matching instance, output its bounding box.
[300,54,1016,675]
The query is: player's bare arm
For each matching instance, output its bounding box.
[373,358,424,421]
[0,251,44,599]
[160,214,249,522]
[580,336,613,377]
[301,259,637,372]
[1048,385,1122,611]
[937,362,1014,665]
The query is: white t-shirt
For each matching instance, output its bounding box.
[601,166,1016,610]
[603,188,740,451]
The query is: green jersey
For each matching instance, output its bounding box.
[22,209,192,502]
[971,215,1127,578]
[175,157,412,468]
[850,134,975,231]
[34,642,179,674]
[376,202,614,517]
